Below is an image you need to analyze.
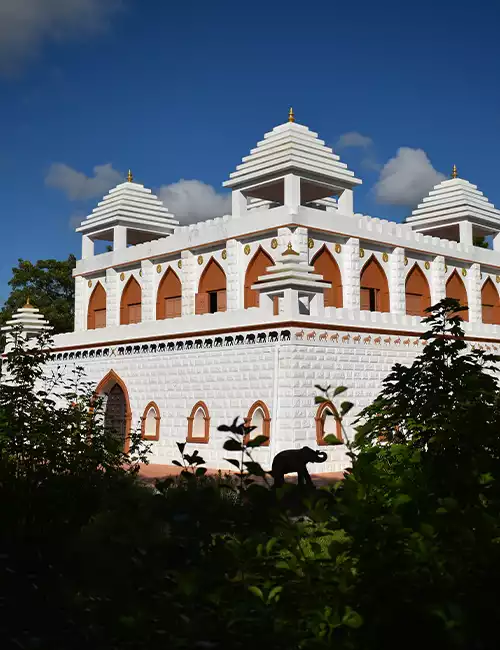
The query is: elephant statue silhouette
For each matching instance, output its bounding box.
[271,446,328,488]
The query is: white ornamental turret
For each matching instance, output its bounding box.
[1,298,52,353]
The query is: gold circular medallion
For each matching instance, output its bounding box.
[382,252,389,263]
[425,261,430,270]
[496,275,500,283]
[271,238,278,250]
[444,265,448,273]
[244,244,251,255]
[197,255,204,265]
[335,243,342,254]
[156,264,162,273]
[120,272,125,281]
[177,259,182,269]
[404,257,408,266]
[462,268,467,277]
[221,249,227,260]
[359,248,365,258]
[87,280,92,288]
[139,269,143,277]
[307,238,314,249]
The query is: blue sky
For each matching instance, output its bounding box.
[1,0,499,302]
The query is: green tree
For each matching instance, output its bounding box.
[0,255,76,334]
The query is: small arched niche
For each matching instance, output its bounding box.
[157,267,182,319]
[187,401,210,443]
[315,401,342,446]
[120,276,142,324]
[360,255,390,312]
[244,400,271,445]
[405,264,431,317]
[446,270,468,321]
[87,282,106,329]
[141,401,160,441]
[311,245,343,308]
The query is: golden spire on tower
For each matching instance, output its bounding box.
[451,164,458,179]
[288,107,295,123]
[127,169,133,182]
[23,295,31,308]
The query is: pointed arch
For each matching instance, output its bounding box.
[187,401,210,443]
[87,282,106,329]
[405,264,431,317]
[315,401,342,446]
[244,400,271,445]
[141,401,161,441]
[120,276,142,325]
[360,255,390,312]
[244,247,275,308]
[446,270,469,321]
[196,257,227,315]
[311,245,343,307]
[156,267,182,320]
[95,370,132,453]
[481,278,500,324]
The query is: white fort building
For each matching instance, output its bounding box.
[6,110,500,474]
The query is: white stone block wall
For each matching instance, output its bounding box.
[226,239,242,311]
[431,255,446,304]
[74,276,85,331]
[390,247,405,314]
[181,251,196,316]
[468,263,482,323]
[343,237,361,310]
[141,260,155,322]
[105,268,119,327]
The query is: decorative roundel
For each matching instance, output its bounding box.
[177,259,183,269]
[404,257,408,266]
[307,238,314,249]
[359,248,365,258]
[156,264,162,273]
[221,249,227,260]
[87,280,92,288]
[271,238,279,250]
[382,252,389,263]
[197,255,204,265]
[139,269,143,277]
[244,244,251,256]
[444,265,448,274]
[424,261,431,270]
[335,243,342,254]
[462,268,467,277]
[120,272,125,281]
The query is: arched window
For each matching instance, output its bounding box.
[315,401,342,446]
[141,401,160,441]
[481,278,500,325]
[87,282,106,329]
[244,247,275,308]
[157,267,182,320]
[405,264,431,316]
[187,401,210,443]
[120,276,142,325]
[244,401,271,445]
[196,258,227,314]
[95,370,132,453]
[360,255,390,312]
[446,270,468,321]
[311,245,343,307]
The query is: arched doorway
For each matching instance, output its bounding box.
[360,255,390,312]
[405,264,431,316]
[87,282,106,329]
[481,278,500,324]
[157,268,182,319]
[196,258,227,314]
[244,247,274,308]
[120,276,142,324]
[311,245,343,307]
[95,371,132,452]
[446,270,468,321]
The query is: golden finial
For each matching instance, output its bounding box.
[127,169,133,182]
[23,295,32,309]
[451,164,458,179]
[288,107,295,123]
[283,242,300,256]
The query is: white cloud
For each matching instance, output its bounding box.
[159,179,231,225]
[336,131,373,150]
[374,147,445,207]
[45,162,123,200]
[0,0,121,74]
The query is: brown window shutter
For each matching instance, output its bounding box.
[195,293,209,314]
[217,290,227,312]
[360,288,370,311]
[94,309,106,328]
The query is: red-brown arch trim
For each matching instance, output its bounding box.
[141,401,161,441]
[244,400,271,446]
[94,370,132,453]
[315,401,342,446]
[187,401,210,444]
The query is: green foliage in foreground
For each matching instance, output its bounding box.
[1,298,500,650]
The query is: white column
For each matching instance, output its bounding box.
[431,255,446,305]
[106,268,119,327]
[459,220,473,246]
[114,225,127,251]
[390,247,405,314]
[281,288,300,317]
[343,237,360,310]
[141,260,155,322]
[278,226,292,252]
[74,276,85,331]
[284,174,300,214]
[468,263,482,323]
[181,250,196,316]
[226,239,242,310]
[337,189,353,216]
[292,227,308,256]
[232,190,247,217]
[82,235,94,259]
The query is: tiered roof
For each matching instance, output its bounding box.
[2,300,51,339]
